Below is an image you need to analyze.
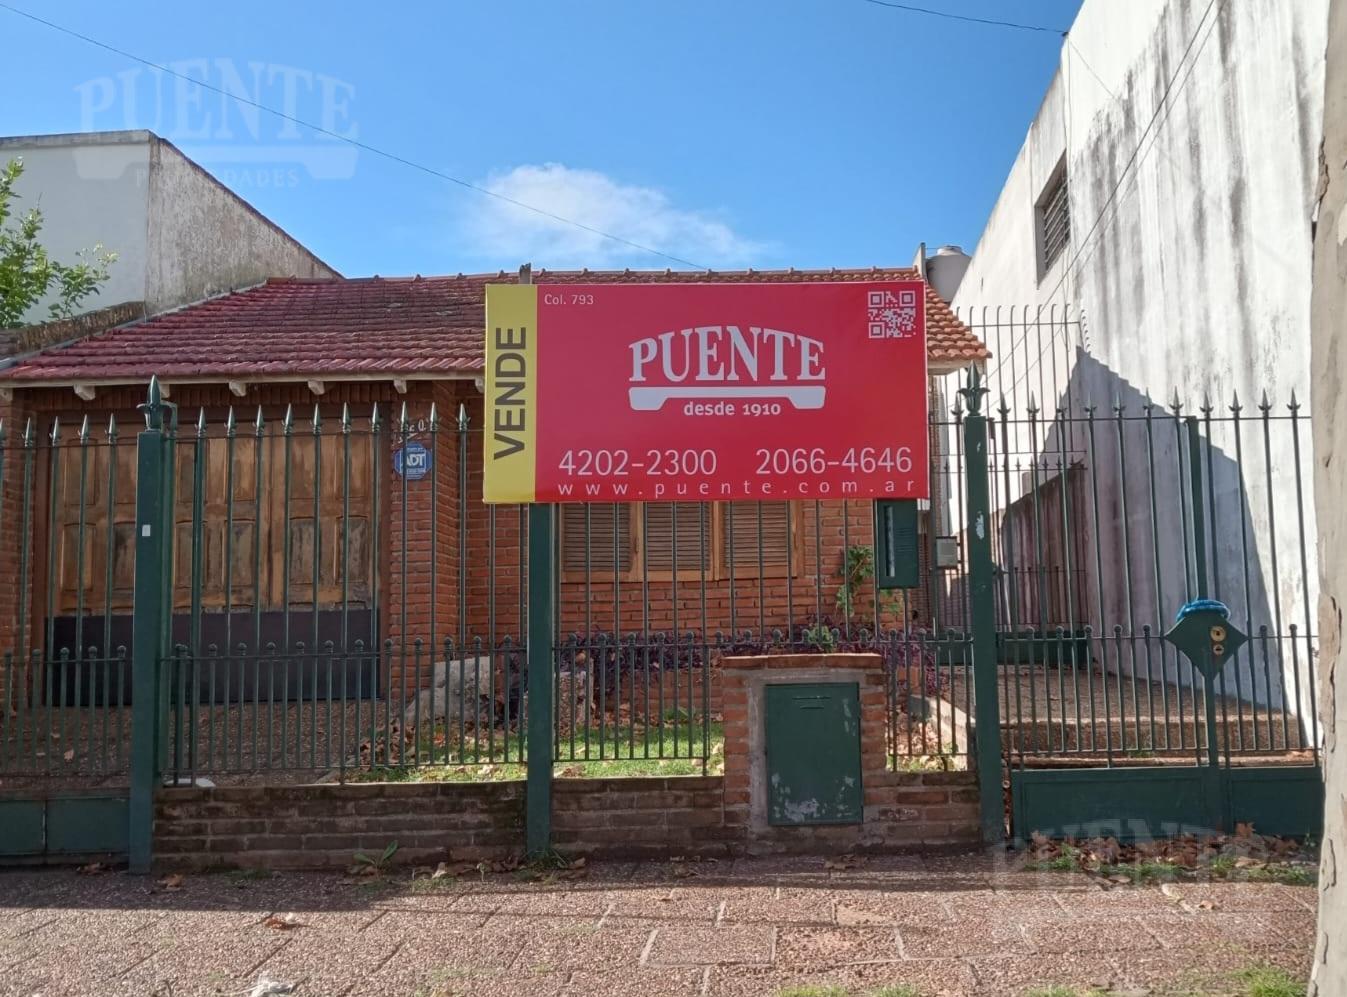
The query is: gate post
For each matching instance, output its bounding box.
[526,503,555,857]
[129,377,170,873]
[960,366,1005,846]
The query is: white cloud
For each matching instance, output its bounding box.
[459,163,765,270]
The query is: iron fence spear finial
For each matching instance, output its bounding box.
[959,363,986,415]
[139,375,163,430]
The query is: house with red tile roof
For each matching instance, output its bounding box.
[0,267,988,705]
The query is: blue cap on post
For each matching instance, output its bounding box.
[1175,598,1230,624]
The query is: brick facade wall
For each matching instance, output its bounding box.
[153,771,979,870]
[155,781,525,869]
[0,379,912,677]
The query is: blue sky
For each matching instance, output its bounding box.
[0,0,1083,277]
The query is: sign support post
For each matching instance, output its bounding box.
[518,265,555,857]
[525,504,555,857]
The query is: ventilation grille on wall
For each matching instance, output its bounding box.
[1038,166,1070,275]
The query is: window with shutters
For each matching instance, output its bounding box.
[1036,156,1070,278]
[559,502,800,581]
[638,502,713,578]
[560,503,633,575]
[720,502,795,578]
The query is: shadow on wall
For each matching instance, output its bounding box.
[942,347,1317,739]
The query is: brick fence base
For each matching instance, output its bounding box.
[154,772,979,870]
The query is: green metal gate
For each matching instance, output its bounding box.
[954,368,1324,842]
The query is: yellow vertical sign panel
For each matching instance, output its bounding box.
[483,284,538,503]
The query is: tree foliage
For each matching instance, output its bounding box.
[0,158,116,328]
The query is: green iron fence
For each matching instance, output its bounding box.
[1,384,977,792]
[978,390,1320,766]
[0,370,1324,852]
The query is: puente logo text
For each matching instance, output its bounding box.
[628,325,826,411]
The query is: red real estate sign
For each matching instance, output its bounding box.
[483,281,928,503]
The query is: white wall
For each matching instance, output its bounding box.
[951,0,1327,721]
[145,140,336,312]
[0,130,338,326]
[0,131,152,322]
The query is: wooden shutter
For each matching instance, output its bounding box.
[721,502,794,576]
[53,438,138,615]
[561,503,632,574]
[640,502,713,575]
[278,430,374,608]
[171,434,263,612]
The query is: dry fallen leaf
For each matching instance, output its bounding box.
[1160,883,1184,900]
[824,854,861,871]
[262,913,303,931]
[1196,899,1220,911]
[76,862,105,876]
[157,874,185,890]
[62,749,75,762]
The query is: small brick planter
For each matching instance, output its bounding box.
[720,652,979,854]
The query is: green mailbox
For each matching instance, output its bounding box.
[764,683,863,826]
[874,499,920,589]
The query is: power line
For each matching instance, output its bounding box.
[0,1,710,271]
[859,0,1066,35]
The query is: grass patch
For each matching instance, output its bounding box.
[1234,965,1306,997]
[1245,864,1315,887]
[224,867,274,882]
[1098,860,1180,884]
[1209,855,1238,877]
[351,719,723,782]
[890,752,959,773]
[871,987,924,997]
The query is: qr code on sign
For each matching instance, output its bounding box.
[867,289,919,339]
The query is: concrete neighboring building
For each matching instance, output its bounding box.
[0,130,338,345]
[1311,1,1347,988]
[947,0,1328,723]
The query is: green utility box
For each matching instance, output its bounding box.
[764,683,863,826]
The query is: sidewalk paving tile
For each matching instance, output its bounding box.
[643,924,776,967]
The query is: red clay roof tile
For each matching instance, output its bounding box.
[1,269,989,384]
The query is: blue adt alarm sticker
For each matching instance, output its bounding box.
[393,441,431,481]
